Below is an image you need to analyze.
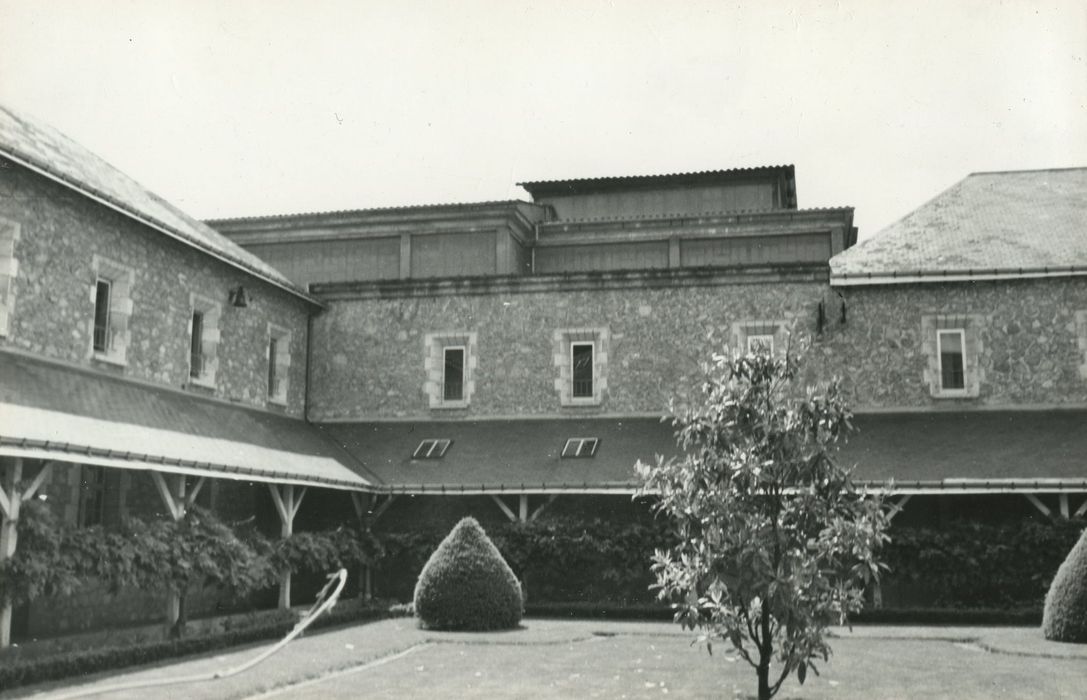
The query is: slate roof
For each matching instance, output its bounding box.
[0,351,375,489]
[318,411,1087,494]
[0,103,315,304]
[317,418,678,493]
[838,410,1087,489]
[832,168,1087,283]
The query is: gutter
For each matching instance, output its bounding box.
[832,265,1087,286]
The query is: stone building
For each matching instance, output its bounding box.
[3,101,1085,641]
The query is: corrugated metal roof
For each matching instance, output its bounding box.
[0,351,377,489]
[0,103,316,304]
[206,200,538,225]
[832,168,1087,282]
[518,165,795,190]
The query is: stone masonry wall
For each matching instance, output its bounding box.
[309,279,827,420]
[812,277,1087,408]
[0,159,311,416]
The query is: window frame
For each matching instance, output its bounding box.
[746,333,775,355]
[93,278,112,352]
[561,437,599,458]
[570,341,595,400]
[442,345,466,402]
[412,438,452,460]
[266,324,292,406]
[937,328,968,394]
[189,310,205,379]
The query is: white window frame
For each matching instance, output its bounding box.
[92,278,113,352]
[442,345,467,402]
[424,332,477,409]
[89,255,134,367]
[554,327,608,407]
[187,294,222,388]
[0,218,20,338]
[412,439,452,460]
[936,328,968,395]
[561,437,599,458]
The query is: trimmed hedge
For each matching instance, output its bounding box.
[0,602,391,690]
[1042,527,1087,642]
[413,517,523,631]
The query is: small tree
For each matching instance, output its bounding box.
[637,349,889,700]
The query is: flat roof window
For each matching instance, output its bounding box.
[561,437,599,458]
[413,439,452,460]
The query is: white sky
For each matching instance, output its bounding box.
[0,0,1084,239]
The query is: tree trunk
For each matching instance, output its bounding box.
[757,664,771,700]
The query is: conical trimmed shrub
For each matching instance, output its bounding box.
[1043,526,1087,643]
[413,517,523,631]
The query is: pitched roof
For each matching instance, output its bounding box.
[317,418,678,493]
[317,411,1087,494]
[839,410,1087,490]
[0,103,316,304]
[518,166,796,200]
[0,351,376,490]
[832,168,1087,284]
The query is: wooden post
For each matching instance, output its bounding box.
[269,484,306,609]
[150,472,205,631]
[0,458,23,649]
[518,495,529,522]
[350,492,372,601]
[1,459,53,649]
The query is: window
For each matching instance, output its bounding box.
[424,332,477,408]
[188,294,221,387]
[571,343,594,398]
[938,329,966,391]
[412,439,452,459]
[922,314,983,398]
[93,279,112,352]
[553,327,608,406]
[561,437,599,458]
[0,217,20,337]
[267,324,291,404]
[189,311,204,378]
[89,255,134,365]
[443,346,465,401]
[746,334,775,355]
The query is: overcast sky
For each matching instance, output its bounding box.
[0,0,1084,239]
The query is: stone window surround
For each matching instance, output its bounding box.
[936,328,968,395]
[188,293,222,389]
[424,331,477,409]
[0,218,19,338]
[89,255,135,367]
[731,319,790,358]
[267,323,292,406]
[553,326,608,407]
[922,313,985,399]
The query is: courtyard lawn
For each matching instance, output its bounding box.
[6,619,1086,699]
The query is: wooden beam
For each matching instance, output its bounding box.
[1024,493,1052,518]
[21,462,54,503]
[268,483,291,527]
[349,492,367,520]
[1075,497,1087,520]
[530,494,559,521]
[1,458,23,647]
[886,495,912,521]
[1059,493,1070,519]
[518,495,529,522]
[490,495,517,522]
[291,487,307,521]
[371,495,396,522]
[183,476,207,509]
[150,472,185,520]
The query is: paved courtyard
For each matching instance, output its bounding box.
[6,619,1087,699]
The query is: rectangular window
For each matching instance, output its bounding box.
[443,346,465,401]
[189,310,204,378]
[561,437,599,458]
[267,337,279,398]
[571,342,594,398]
[746,334,775,355]
[412,439,452,460]
[938,329,966,390]
[93,279,111,352]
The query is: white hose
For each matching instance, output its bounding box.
[48,569,349,699]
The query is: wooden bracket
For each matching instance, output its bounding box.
[491,495,517,522]
[530,494,559,521]
[886,495,912,521]
[1024,493,1052,518]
